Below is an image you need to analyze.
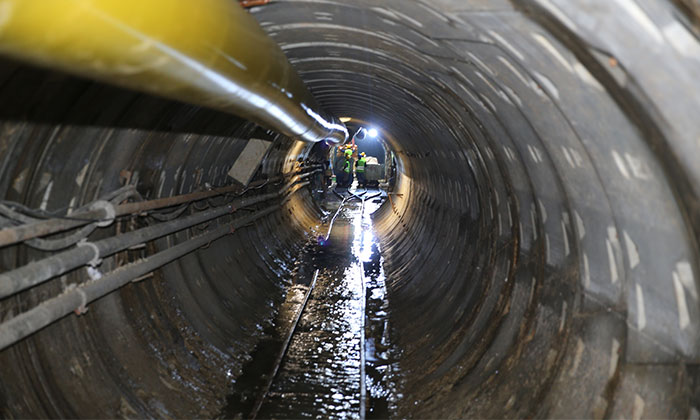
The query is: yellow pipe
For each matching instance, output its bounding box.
[0,0,347,143]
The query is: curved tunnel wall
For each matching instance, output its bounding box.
[0,62,324,417]
[1,0,700,418]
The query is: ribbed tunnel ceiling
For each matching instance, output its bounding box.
[0,0,699,418]
[249,0,700,416]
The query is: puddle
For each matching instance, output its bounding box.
[219,188,401,419]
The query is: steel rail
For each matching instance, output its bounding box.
[249,268,320,420]
[250,189,354,418]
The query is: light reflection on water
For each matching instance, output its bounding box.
[221,190,401,419]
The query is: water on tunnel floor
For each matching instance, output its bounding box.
[220,188,400,419]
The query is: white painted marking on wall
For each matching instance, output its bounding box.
[606,239,618,284]
[75,163,89,187]
[574,210,585,239]
[40,181,53,211]
[562,146,574,168]
[498,213,502,236]
[67,197,76,215]
[532,33,573,72]
[614,0,663,44]
[612,150,630,179]
[663,21,700,58]
[528,145,538,163]
[609,338,620,379]
[480,94,496,113]
[570,148,584,167]
[498,56,530,87]
[488,30,525,61]
[583,253,590,289]
[507,207,513,228]
[503,146,516,162]
[417,2,449,22]
[624,153,652,180]
[632,394,645,420]
[520,222,524,242]
[572,62,604,90]
[485,146,494,161]
[534,0,579,32]
[673,272,691,329]
[623,230,640,269]
[561,146,583,168]
[392,8,424,28]
[545,234,551,264]
[676,261,697,300]
[538,200,547,223]
[475,70,498,96]
[533,72,560,100]
[497,88,514,106]
[529,277,537,304]
[502,84,523,107]
[570,338,585,377]
[636,283,647,330]
[12,167,28,194]
[562,219,570,257]
[468,52,494,76]
[529,145,544,163]
[559,301,567,332]
[158,170,166,196]
[531,205,538,241]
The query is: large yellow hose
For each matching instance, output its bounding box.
[0,0,347,142]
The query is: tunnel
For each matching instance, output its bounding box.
[1,0,699,418]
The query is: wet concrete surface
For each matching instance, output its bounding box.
[220,188,400,419]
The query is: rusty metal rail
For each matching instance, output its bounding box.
[249,268,320,419]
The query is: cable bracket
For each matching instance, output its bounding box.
[77,239,102,267]
[90,200,116,227]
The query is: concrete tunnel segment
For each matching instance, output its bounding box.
[0,0,699,417]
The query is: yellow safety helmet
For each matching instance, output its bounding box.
[360,152,366,157]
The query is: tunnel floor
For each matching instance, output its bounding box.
[220,187,401,419]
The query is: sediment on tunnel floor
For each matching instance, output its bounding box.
[1,0,700,418]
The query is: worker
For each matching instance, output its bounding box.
[342,150,353,187]
[356,152,367,187]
